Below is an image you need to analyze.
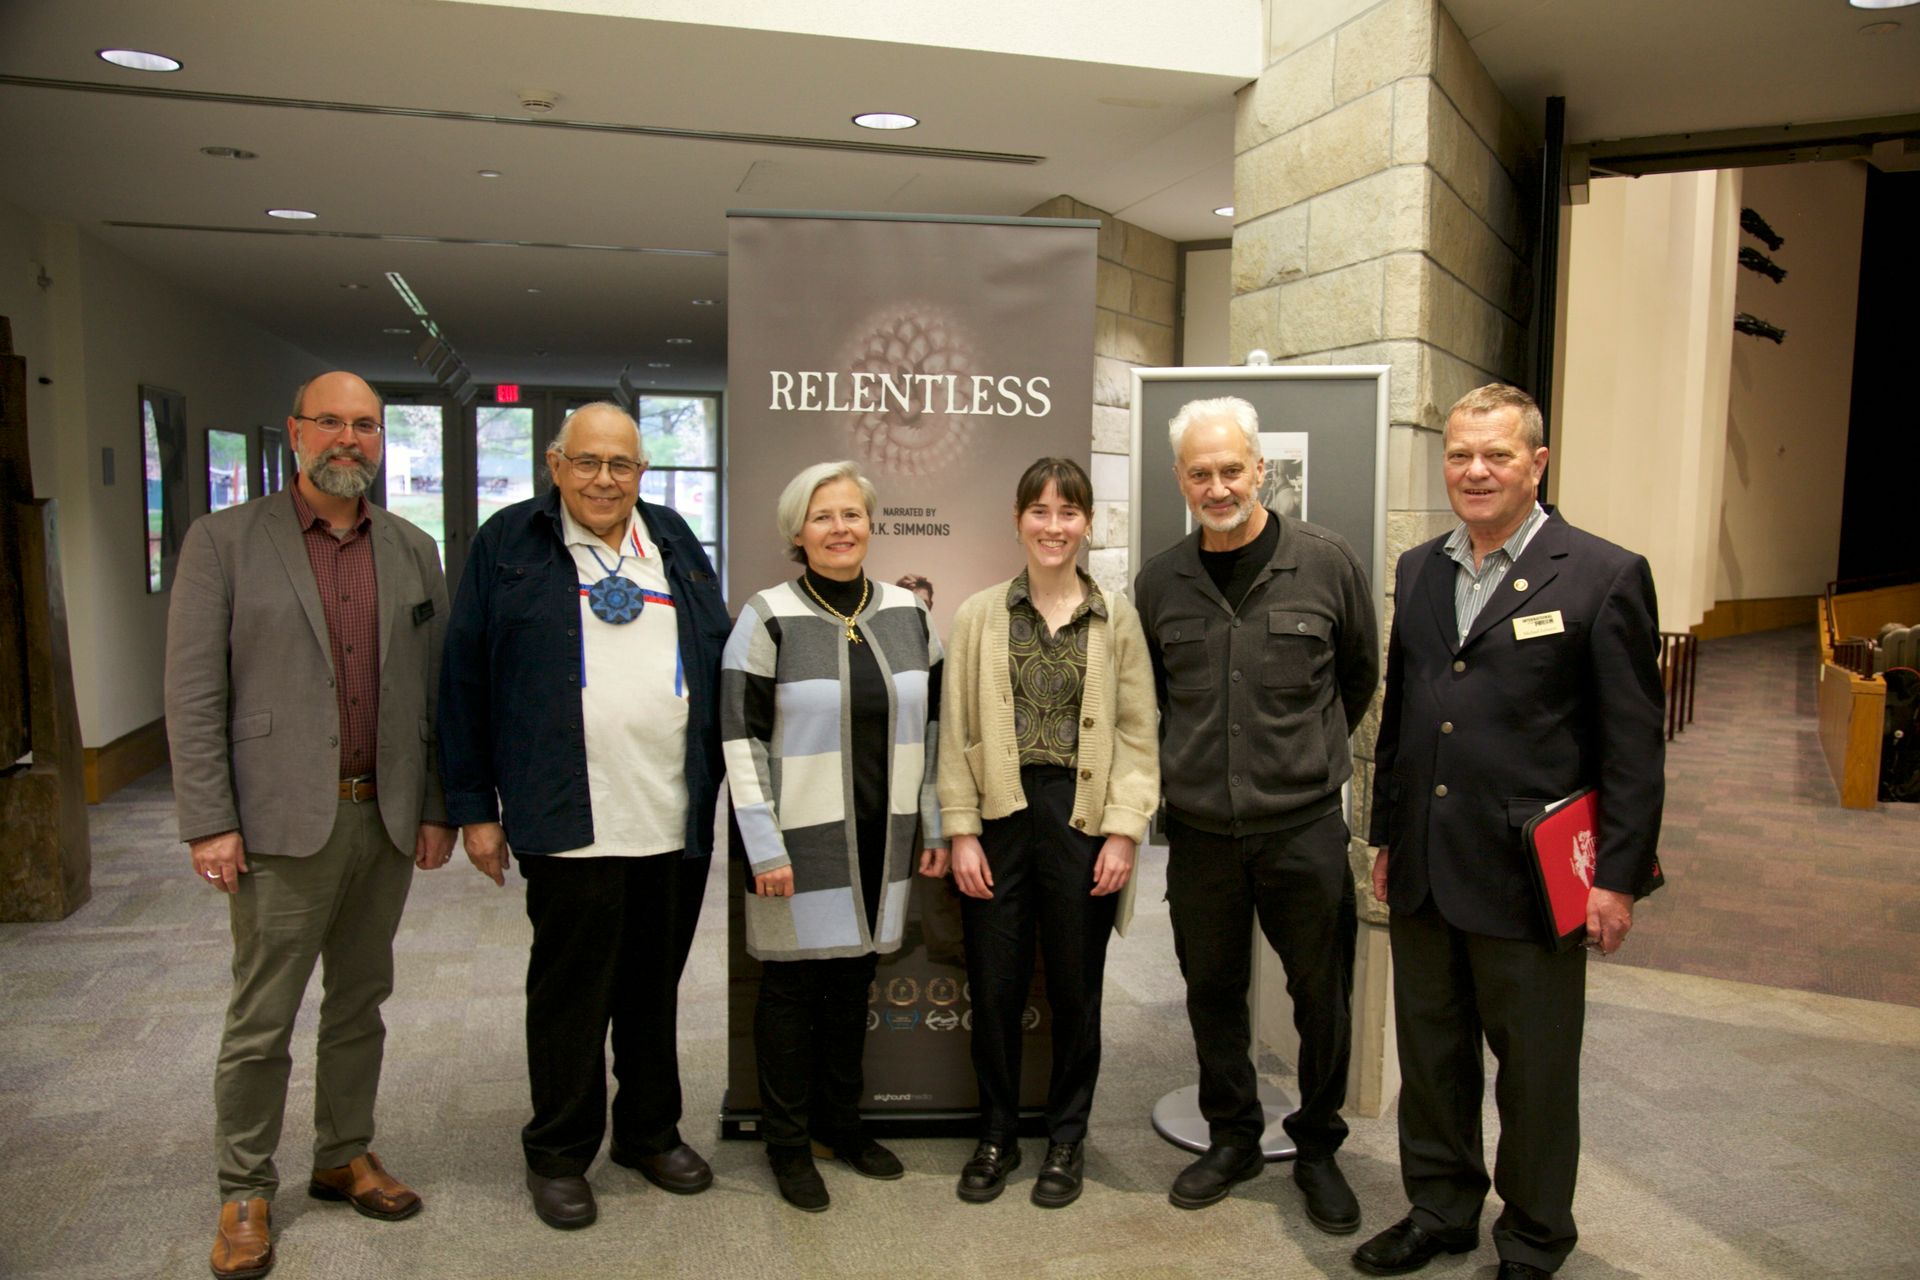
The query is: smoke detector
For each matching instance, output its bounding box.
[518,89,559,113]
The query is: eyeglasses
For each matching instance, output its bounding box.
[294,414,384,438]
[555,451,641,481]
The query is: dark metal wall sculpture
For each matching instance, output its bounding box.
[1735,206,1787,344]
[0,315,93,921]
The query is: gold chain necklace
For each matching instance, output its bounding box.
[802,574,869,644]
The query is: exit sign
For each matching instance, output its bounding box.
[494,384,520,404]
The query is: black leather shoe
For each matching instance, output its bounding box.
[610,1142,713,1194]
[1030,1142,1085,1209]
[767,1145,829,1212]
[1293,1155,1360,1234]
[1496,1263,1551,1279]
[956,1140,1022,1203]
[1169,1144,1263,1209]
[525,1170,596,1230]
[810,1136,903,1180]
[1352,1217,1478,1276]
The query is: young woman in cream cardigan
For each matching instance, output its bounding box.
[936,456,1159,1210]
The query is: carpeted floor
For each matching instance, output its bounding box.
[1613,626,1920,1004]
[4,624,1919,1278]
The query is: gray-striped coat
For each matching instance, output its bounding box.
[720,579,943,961]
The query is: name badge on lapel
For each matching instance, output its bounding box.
[412,599,436,626]
[1513,610,1564,640]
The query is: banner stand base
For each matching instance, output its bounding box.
[1150,1083,1299,1161]
[720,1094,1048,1142]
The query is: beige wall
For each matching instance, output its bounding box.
[1718,161,1866,602]
[1181,247,1232,366]
[1556,171,1740,634]
[1,200,322,747]
[1026,196,1178,597]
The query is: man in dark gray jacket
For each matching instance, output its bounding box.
[1133,395,1379,1235]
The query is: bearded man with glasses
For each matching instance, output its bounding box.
[439,401,733,1230]
[167,372,456,1280]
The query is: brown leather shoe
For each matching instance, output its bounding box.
[306,1151,422,1221]
[210,1198,273,1280]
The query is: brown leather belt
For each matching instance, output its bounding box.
[339,775,378,803]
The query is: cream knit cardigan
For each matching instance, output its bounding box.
[936,576,1160,845]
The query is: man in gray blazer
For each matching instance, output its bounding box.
[165,370,455,1280]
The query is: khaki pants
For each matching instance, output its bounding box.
[214,798,414,1200]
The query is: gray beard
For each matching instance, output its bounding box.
[1195,497,1253,534]
[305,445,380,499]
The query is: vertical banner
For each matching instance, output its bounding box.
[723,211,1097,1133]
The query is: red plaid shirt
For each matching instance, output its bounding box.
[289,485,380,777]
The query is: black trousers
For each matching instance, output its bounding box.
[1390,905,1586,1273]
[1165,809,1355,1156]
[519,851,709,1177]
[963,765,1117,1144]
[754,952,880,1149]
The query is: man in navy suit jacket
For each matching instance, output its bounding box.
[1353,384,1665,1280]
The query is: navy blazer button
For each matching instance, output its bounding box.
[1453,660,1466,672]
[1441,721,1454,733]
[1434,784,1448,797]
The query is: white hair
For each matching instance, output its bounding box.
[777,460,879,564]
[1168,396,1260,460]
[549,401,645,462]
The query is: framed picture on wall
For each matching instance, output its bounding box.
[1129,364,1389,601]
[139,385,189,593]
[206,428,251,513]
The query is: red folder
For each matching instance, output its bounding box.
[1522,788,1600,952]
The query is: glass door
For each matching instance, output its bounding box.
[381,401,450,570]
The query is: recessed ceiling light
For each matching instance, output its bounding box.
[477,169,503,178]
[648,362,672,368]
[339,282,368,290]
[199,145,257,160]
[691,298,717,306]
[1859,18,1904,30]
[665,337,692,345]
[382,327,412,335]
[1850,0,1918,9]
[266,208,317,220]
[1214,205,1235,217]
[526,287,542,294]
[98,48,180,72]
[853,112,918,130]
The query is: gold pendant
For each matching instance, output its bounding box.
[847,622,862,644]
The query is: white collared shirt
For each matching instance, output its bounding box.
[552,503,689,858]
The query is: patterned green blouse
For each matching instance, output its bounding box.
[1006,569,1107,768]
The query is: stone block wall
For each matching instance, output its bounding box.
[1232,0,1538,914]
[1026,196,1178,597]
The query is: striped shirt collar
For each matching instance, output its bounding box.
[1443,502,1547,576]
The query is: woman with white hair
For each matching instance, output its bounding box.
[719,460,949,1212]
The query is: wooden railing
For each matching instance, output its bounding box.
[1657,631,1697,741]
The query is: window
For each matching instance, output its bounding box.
[638,394,722,577]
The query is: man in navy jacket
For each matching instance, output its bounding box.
[1355,384,1664,1280]
[439,403,731,1230]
